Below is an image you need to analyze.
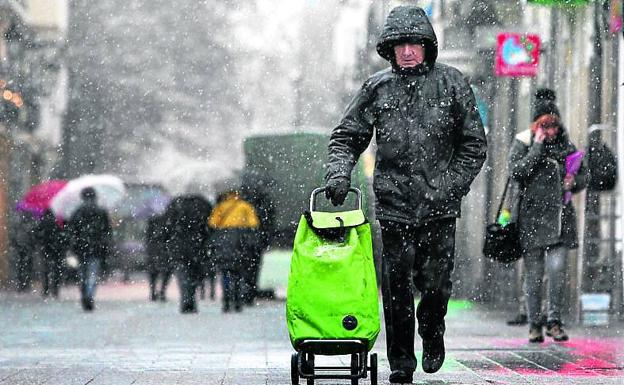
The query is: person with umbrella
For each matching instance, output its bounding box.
[36,209,67,298]
[67,187,113,311]
[15,179,68,292]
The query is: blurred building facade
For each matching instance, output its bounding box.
[0,0,67,286]
[334,0,623,321]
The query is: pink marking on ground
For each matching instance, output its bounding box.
[488,337,624,377]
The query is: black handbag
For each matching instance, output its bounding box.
[483,179,522,263]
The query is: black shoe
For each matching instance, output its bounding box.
[506,313,528,326]
[545,320,569,342]
[180,303,197,314]
[528,323,544,343]
[389,369,413,383]
[82,298,94,312]
[422,336,445,374]
[150,293,157,301]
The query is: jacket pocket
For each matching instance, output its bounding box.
[375,97,406,160]
[425,96,454,130]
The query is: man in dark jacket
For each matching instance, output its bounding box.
[240,170,276,304]
[68,187,113,311]
[145,213,172,301]
[325,6,487,381]
[165,194,212,314]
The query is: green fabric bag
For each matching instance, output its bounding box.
[286,208,380,351]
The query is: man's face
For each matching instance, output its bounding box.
[394,43,425,68]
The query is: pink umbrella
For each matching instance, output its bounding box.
[16,180,68,218]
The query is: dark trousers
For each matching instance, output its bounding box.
[380,218,456,373]
[16,250,33,291]
[177,261,203,311]
[42,251,64,297]
[222,269,242,311]
[149,266,173,300]
[241,248,262,304]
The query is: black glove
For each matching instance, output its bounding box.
[325,177,350,206]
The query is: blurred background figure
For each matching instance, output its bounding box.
[209,190,259,313]
[145,213,172,302]
[12,212,37,292]
[239,169,275,305]
[36,209,67,298]
[199,257,217,301]
[166,194,212,314]
[67,187,113,311]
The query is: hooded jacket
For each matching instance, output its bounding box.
[327,6,487,224]
[508,128,587,250]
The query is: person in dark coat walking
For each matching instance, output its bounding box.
[208,190,259,313]
[67,188,113,311]
[508,88,587,343]
[240,170,275,304]
[145,213,173,301]
[37,209,66,298]
[12,212,37,292]
[165,194,212,314]
[325,6,487,381]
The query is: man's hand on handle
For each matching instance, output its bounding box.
[325,177,350,206]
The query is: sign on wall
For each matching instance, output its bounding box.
[495,33,541,77]
[609,0,623,34]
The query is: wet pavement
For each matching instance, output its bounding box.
[1,275,623,384]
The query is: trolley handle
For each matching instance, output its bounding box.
[310,187,362,212]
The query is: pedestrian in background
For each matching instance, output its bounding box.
[145,213,173,301]
[12,211,37,292]
[240,169,275,305]
[67,188,113,311]
[37,209,66,298]
[508,88,587,343]
[208,190,259,313]
[166,194,212,314]
[325,6,487,381]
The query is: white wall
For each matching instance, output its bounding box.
[26,0,68,34]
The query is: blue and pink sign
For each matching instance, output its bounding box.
[495,33,541,77]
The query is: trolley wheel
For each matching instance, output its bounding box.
[369,353,378,385]
[291,353,299,385]
[351,354,359,385]
[306,353,315,385]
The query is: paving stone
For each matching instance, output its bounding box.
[1,278,623,385]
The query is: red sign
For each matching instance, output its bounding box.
[495,33,541,77]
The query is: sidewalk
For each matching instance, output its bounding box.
[1,274,623,384]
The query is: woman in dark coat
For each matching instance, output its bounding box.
[508,88,587,343]
[37,209,66,298]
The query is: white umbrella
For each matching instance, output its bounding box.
[51,174,126,219]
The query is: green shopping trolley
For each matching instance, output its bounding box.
[286,187,379,385]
